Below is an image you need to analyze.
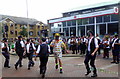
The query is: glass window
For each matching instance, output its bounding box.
[77,19,82,25]
[29,31,33,36]
[38,26,40,28]
[38,31,41,36]
[4,25,8,32]
[67,21,72,26]
[108,23,118,35]
[62,22,66,27]
[10,24,13,27]
[111,14,118,21]
[99,24,106,35]
[82,18,88,25]
[89,17,94,24]
[72,20,76,26]
[96,16,102,23]
[86,25,94,34]
[80,26,85,36]
[104,15,110,22]
[70,27,76,36]
[30,25,34,29]
[10,30,14,34]
[15,31,17,36]
[20,25,22,29]
[63,28,69,36]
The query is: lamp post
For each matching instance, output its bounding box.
[26,0,29,38]
[118,1,120,37]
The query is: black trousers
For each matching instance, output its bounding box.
[2,51,10,67]
[84,51,97,74]
[26,52,34,68]
[15,51,24,66]
[103,48,109,58]
[112,49,119,63]
[39,56,48,74]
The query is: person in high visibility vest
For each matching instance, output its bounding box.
[50,33,67,74]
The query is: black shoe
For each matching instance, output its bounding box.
[111,61,116,63]
[4,66,10,68]
[31,63,34,67]
[85,71,91,76]
[91,74,97,77]
[7,66,11,68]
[60,69,63,74]
[19,65,23,67]
[55,65,58,69]
[116,62,119,64]
[28,67,30,70]
[41,74,45,78]
[15,65,18,70]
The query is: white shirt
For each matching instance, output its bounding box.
[15,40,25,48]
[68,39,71,44]
[88,37,99,52]
[1,42,9,51]
[36,42,50,54]
[103,40,110,48]
[26,43,36,53]
[112,38,120,47]
[20,41,25,47]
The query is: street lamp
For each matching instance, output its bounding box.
[118,1,120,37]
[26,0,29,38]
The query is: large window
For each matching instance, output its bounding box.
[96,16,102,23]
[80,26,85,36]
[104,15,110,22]
[15,31,17,36]
[29,31,33,36]
[71,20,76,26]
[67,21,72,26]
[86,25,94,34]
[99,24,106,35]
[70,27,76,36]
[108,23,118,35]
[62,22,66,27]
[30,25,34,29]
[111,14,118,21]
[63,28,69,36]
[82,18,88,25]
[10,30,14,34]
[89,17,94,24]
[77,19,82,25]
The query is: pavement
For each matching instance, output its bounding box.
[1,50,119,78]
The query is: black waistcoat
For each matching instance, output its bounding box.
[38,44,49,57]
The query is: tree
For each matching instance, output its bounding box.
[19,26,28,37]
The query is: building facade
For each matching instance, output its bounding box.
[0,15,49,41]
[48,1,119,38]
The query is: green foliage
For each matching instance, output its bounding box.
[19,26,28,37]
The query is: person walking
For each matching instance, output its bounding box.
[14,36,25,70]
[84,30,99,77]
[35,38,50,78]
[50,33,67,74]
[103,37,110,59]
[111,34,120,64]
[1,38,10,68]
[25,39,36,70]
